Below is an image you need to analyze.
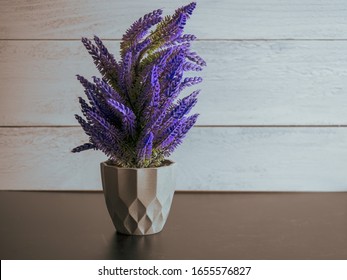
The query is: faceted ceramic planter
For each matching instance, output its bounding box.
[100,160,176,235]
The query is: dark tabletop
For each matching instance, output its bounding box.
[0,191,346,260]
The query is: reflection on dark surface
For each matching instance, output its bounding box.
[107,232,165,259]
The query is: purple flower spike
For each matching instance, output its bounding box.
[71,143,96,153]
[182,2,196,16]
[137,132,154,161]
[72,2,205,168]
[121,9,163,56]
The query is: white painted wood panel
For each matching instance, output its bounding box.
[2,0,347,39]
[1,127,347,191]
[2,0,347,192]
[1,40,347,126]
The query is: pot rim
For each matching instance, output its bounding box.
[101,159,175,170]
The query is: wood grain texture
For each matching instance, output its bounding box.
[1,127,347,191]
[1,40,347,126]
[1,0,347,39]
[2,0,347,191]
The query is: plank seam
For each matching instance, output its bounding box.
[2,38,347,41]
[1,125,347,128]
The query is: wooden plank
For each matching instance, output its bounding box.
[1,127,347,191]
[2,0,347,39]
[1,40,347,126]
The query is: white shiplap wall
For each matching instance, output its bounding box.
[1,0,347,191]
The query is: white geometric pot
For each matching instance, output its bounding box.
[100,160,176,235]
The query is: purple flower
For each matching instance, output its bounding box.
[107,99,136,136]
[121,9,163,56]
[179,77,203,91]
[137,132,154,161]
[171,90,200,119]
[72,2,205,168]
[71,143,96,153]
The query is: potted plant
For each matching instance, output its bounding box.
[72,2,206,235]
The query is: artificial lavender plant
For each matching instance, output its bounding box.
[72,2,206,168]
